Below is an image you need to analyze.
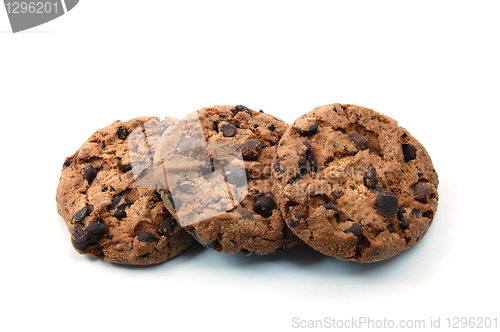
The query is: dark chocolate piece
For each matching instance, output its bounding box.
[72,223,89,250]
[375,191,399,218]
[397,208,410,230]
[118,159,132,173]
[110,196,131,219]
[233,105,253,116]
[220,123,237,137]
[73,205,90,222]
[297,120,318,136]
[83,164,97,184]
[349,132,371,150]
[414,182,432,203]
[345,223,363,240]
[254,196,276,217]
[87,220,108,242]
[137,232,157,242]
[402,144,417,162]
[364,165,378,188]
[240,139,264,161]
[158,219,176,237]
[117,127,129,140]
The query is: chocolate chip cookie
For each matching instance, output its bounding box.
[56,117,193,265]
[154,105,301,255]
[273,104,438,262]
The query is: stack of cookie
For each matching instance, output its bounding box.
[56,104,438,265]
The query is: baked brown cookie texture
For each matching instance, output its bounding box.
[273,103,438,262]
[154,105,302,255]
[56,117,193,265]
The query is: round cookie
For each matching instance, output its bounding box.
[154,105,302,255]
[273,103,438,262]
[56,117,193,265]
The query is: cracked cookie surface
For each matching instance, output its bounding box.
[155,105,302,255]
[56,117,193,265]
[273,104,438,262]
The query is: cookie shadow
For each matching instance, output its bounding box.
[93,240,207,271]
[89,238,417,276]
[222,244,331,267]
[221,240,415,276]
[331,249,410,275]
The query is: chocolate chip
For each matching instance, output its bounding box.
[402,144,417,162]
[158,218,176,236]
[63,157,73,168]
[118,159,132,173]
[110,196,131,219]
[298,160,317,175]
[137,232,157,242]
[233,105,252,116]
[287,176,300,185]
[273,158,284,174]
[410,208,421,218]
[309,162,318,173]
[303,141,314,159]
[87,220,108,242]
[345,223,363,240]
[397,208,410,230]
[349,132,371,150]
[298,158,309,175]
[303,141,318,173]
[83,164,97,184]
[324,204,338,211]
[213,120,225,132]
[72,205,90,222]
[293,205,309,220]
[71,223,89,251]
[287,205,309,228]
[117,127,129,140]
[254,196,276,217]
[225,166,247,187]
[364,165,378,188]
[375,191,399,218]
[220,123,237,137]
[414,182,432,203]
[268,124,276,132]
[240,139,264,161]
[175,136,197,154]
[296,119,318,137]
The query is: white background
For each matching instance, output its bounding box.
[1,1,499,331]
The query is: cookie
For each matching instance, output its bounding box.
[154,105,302,255]
[56,117,193,265]
[273,103,438,262]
